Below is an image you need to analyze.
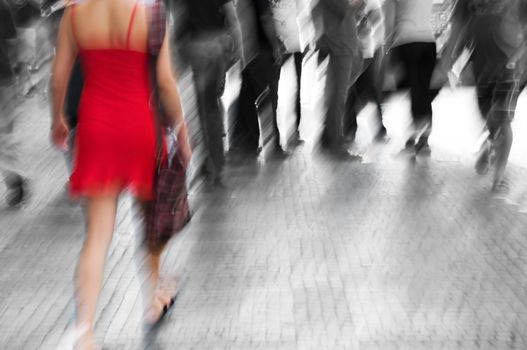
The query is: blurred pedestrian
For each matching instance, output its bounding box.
[7,0,40,95]
[51,0,191,347]
[312,0,363,156]
[0,0,28,207]
[38,0,64,69]
[447,0,524,191]
[231,0,286,157]
[175,0,242,186]
[385,0,436,155]
[344,0,388,144]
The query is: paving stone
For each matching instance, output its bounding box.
[2,52,527,350]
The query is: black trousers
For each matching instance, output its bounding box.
[344,48,386,138]
[392,42,437,126]
[191,53,227,175]
[232,49,280,151]
[321,52,360,149]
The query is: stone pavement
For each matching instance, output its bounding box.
[1,58,527,350]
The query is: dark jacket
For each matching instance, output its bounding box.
[450,0,523,81]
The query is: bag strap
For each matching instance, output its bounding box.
[147,0,167,169]
[148,0,167,56]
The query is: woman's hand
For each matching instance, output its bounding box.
[51,116,70,151]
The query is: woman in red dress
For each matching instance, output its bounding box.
[51,0,191,348]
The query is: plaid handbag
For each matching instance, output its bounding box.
[145,0,190,252]
[146,141,190,252]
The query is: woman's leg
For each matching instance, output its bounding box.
[143,249,174,323]
[134,200,172,324]
[75,195,118,348]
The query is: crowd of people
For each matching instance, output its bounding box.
[1,0,527,348]
[170,0,527,191]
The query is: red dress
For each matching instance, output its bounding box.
[69,4,160,199]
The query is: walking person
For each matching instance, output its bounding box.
[447,0,524,191]
[384,0,437,155]
[231,0,285,157]
[1,0,29,207]
[51,0,191,347]
[312,0,363,157]
[344,0,388,144]
[175,0,242,186]
[7,0,40,95]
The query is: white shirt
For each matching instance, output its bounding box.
[271,0,303,52]
[359,0,386,58]
[392,0,435,46]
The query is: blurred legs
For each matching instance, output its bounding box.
[75,196,118,349]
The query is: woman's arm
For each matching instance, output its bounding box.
[156,33,192,166]
[51,9,77,149]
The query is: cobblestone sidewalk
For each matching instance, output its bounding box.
[1,63,527,350]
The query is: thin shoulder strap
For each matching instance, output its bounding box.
[126,2,139,49]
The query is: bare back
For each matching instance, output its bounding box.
[68,0,149,52]
[51,0,190,202]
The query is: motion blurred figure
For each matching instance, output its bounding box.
[231,0,285,156]
[7,0,41,95]
[175,0,242,186]
[448,0,524,191]
[0,0,28,207]
[51,0,191,347]
[39,0,65,69]
[312,0,363,156]
[385,0,436,155]
[344,0,388,144]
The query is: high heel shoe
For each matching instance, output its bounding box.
[144,294,178,331]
